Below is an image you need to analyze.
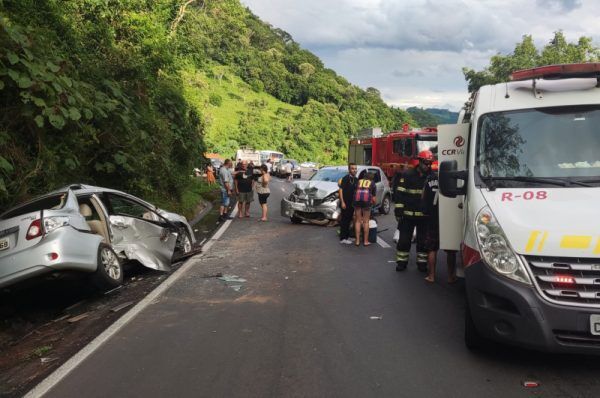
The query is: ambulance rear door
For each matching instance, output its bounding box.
[438,123,469,251]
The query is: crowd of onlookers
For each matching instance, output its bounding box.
[216,159,271,222]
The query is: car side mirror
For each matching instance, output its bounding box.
[439,160,467,198]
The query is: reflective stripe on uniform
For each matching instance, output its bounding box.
[394,203,404,208]
[396,187,423,195]
[417,252,428,261]
[396,251,409,261]
[403,210,425,217]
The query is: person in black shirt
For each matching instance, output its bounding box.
[234,160,254,218]
[338,163,358,244]
[423,172,457,283]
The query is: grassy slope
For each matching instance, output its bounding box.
[182,65,300,159]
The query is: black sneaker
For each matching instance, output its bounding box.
[396,263,407,272]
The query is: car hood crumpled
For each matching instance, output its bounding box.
[293,180,338,199]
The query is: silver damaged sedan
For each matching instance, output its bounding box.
[0,184,196,291]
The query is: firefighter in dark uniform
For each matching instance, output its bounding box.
[394,150,434,272]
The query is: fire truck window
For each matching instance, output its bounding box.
[393,140,402,154]
[403,139,414,156]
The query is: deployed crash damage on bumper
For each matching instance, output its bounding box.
[281,180,341,225]
[281,165,391,224]
[0,184,196,291]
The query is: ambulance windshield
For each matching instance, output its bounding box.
[477,105,600,184]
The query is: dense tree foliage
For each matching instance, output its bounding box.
[463,32,600,92]
[0,0,414,211]
[0,0,204,211]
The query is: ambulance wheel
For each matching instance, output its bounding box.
[379,194,391,215]
[465,300,485,350]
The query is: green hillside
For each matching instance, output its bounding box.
[0,0,414,212]
[407,107,458,127]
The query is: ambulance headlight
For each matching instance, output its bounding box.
[475,207,531,285]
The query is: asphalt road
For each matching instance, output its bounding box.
[42,175,600,398]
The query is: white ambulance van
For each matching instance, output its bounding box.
[438,63,600,353]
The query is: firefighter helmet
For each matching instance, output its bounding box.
[417,150,434,161]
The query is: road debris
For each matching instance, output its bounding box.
[104,285,123,295]
[67,313,90,323]
[230,285,242,292]
[522,381,540,388]
[52,314,70,323]
[202,272,224,278]
[110,301,135,313]
[218,275,247,283]
[40,357,58,364]
[370,316,383,320]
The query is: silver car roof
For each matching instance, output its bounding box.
[1,184,156,217]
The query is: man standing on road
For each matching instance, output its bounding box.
[218,159,234,222]
[394,151,434,272]
[338,163,358,245]
[423,170,458,283]
[235,160,254,218]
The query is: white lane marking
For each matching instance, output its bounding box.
[25,207,239,398]
[377,236,391,248]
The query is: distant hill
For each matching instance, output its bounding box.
[407,107,459,126]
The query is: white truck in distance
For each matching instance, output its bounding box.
[438,63,600,353]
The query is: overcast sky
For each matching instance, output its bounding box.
[241,0,600,111]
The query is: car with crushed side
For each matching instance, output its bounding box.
[281,165,391,225]
[0,184,196,291]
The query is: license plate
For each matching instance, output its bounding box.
[0,237,8,251]
[590,314,600,335]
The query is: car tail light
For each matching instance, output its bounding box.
[26,219,43,240]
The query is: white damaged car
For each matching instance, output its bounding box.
[281,166,392,225]
[0,184,196,291]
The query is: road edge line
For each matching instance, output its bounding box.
[377,236,391,248]
[25,207,239,398]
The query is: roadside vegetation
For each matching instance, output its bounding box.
[0,0,415,214]
[463,32,600,92]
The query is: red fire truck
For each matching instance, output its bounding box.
[348,125,438,179]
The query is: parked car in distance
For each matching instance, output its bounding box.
[276,159,301,179]
[300,161,318,170]
[281,165,391,225]
[0,184,196,291]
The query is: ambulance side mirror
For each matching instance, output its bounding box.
[439,160,467,198]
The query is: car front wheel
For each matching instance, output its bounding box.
[379,194,391,215]
[91,244,123,291]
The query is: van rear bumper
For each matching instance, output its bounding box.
[466,261,600,354]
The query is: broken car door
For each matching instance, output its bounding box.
[103,193,177,271]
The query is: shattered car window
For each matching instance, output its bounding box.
[1,194,66,220]
[107,195,151,219]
